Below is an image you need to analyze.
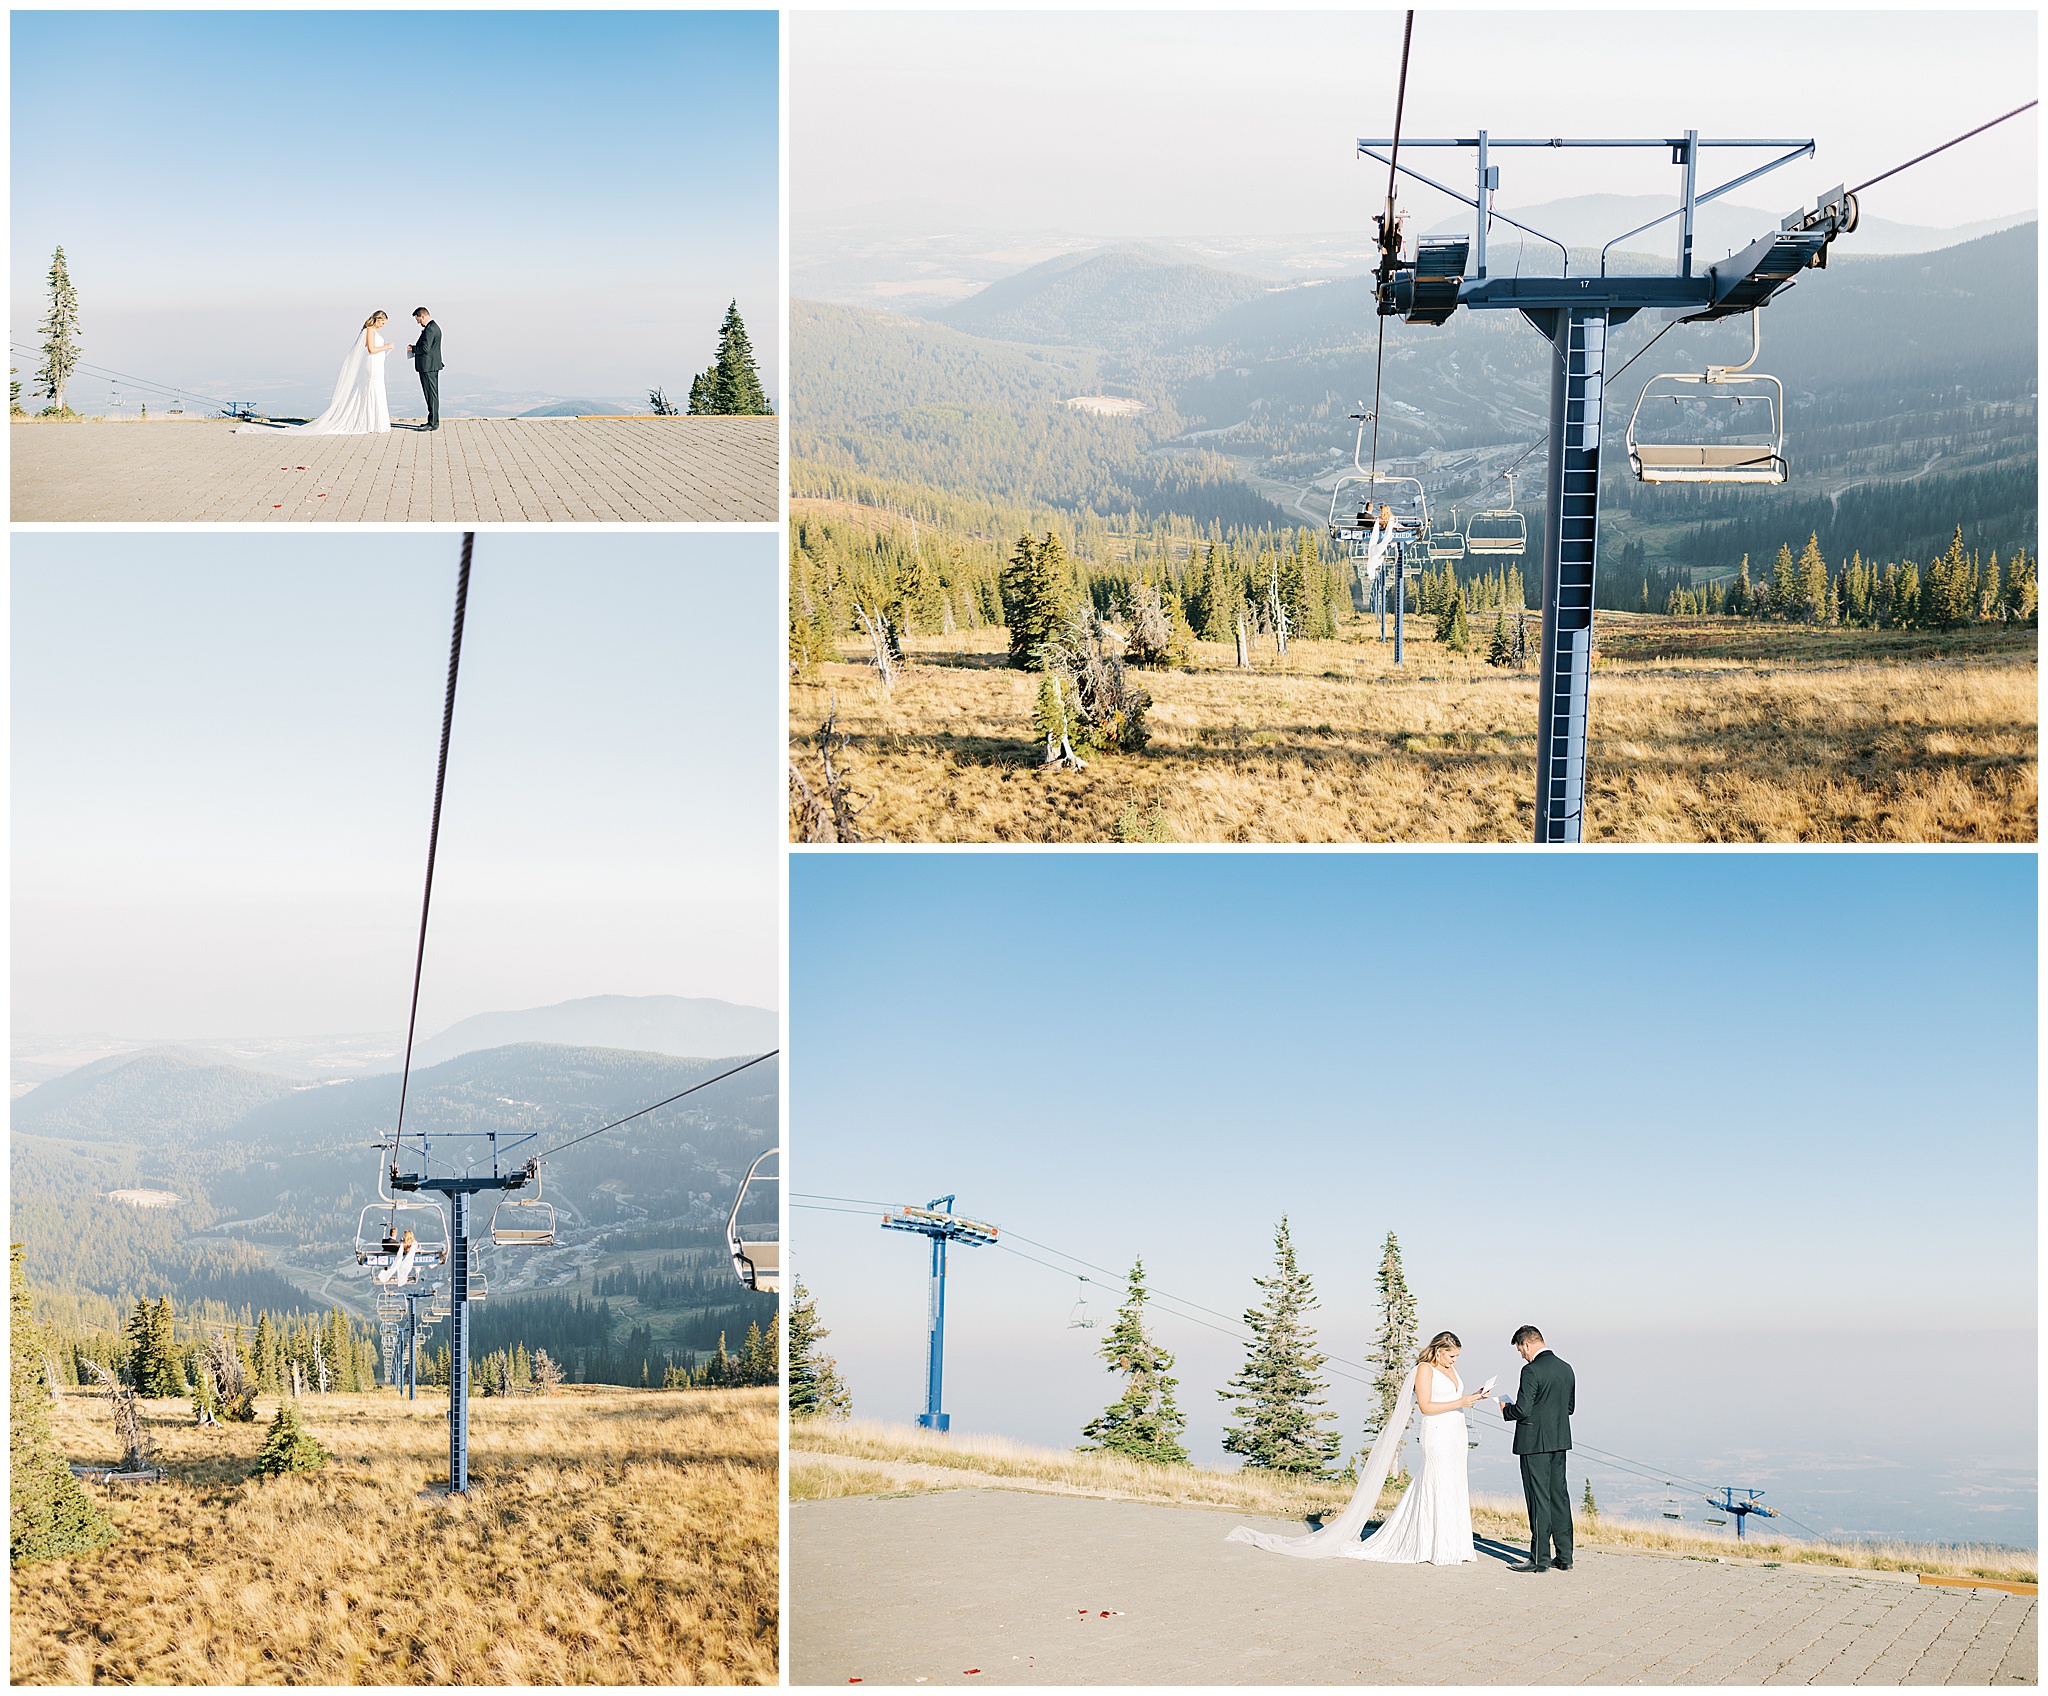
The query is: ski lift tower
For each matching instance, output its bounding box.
[387,1127,542,1490]
[394,1285,440,1400]
[881,1196,999,1432]
[1357,129,1857,839]
[1706,1486,1780,1541]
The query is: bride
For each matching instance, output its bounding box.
[238,311,392,435]
[1228,1330,1491,1564]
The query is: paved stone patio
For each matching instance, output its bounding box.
[792,1487,2036,1686]
[10,417,778,522]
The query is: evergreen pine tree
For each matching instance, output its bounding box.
[1364,1233,1418,1465]
[1001,532,1072,667]
[1200,545,1239,645]
[1078,1258,1189,1466]
[688,301,772,416]
[1220,1218,1340,1475]
[35,247,80,414]
[1728,554,1751,617]
[252,1312,279,1394]
[1581,1478,1598,1519]
[788,1278,851,1420]
[253,1400,329,1476]
[11,1247,116,1567]
[1794,533,1829,624]
[1444,593,1471,654]
[1486,605,1513,667]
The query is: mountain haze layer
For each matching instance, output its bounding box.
[414,994,777,1069]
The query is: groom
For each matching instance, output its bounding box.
[1501,1324,1576,1572]
[407,307,443,431]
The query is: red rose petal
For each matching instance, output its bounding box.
[964,1672,980,1677]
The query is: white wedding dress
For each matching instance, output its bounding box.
[1228,1364,1475,1564]
[238,328,390,435]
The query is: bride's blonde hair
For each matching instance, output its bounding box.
[1418,1330,1461,1366]
[363,310,388,329]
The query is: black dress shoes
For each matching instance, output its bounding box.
[1507,1561,1549,1573]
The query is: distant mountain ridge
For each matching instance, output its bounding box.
[13,1048,301,1144]
[414,994,776,1069]
[933,244,1270,353]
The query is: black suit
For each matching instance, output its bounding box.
[1502,1347,1576,1567]
[411,319,443,427]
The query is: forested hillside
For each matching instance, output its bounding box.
[11,1041,778,1386]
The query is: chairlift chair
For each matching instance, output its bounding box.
[1327,413,1431,548]
[490,1169,556,1247]
[355,1191,449,1283]
[1067,1277,1097,1330]
[727,1147,780,1295]
[1465,471,1529,559]
[1627,310,1788,486]
[1427,509,1467,566]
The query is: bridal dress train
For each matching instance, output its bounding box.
[237,329,390,435]
[1227,1365,1475,1564]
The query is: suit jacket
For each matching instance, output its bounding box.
[412,320,443,374]
[1502,1348,1575,1454]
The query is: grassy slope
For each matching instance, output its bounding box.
[11,1386,777,1685]
[790,617,2037,844]
[793,1419,2036,1586]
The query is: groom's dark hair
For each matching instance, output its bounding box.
[413,307,431,318]
[1511,1325,1544,1347]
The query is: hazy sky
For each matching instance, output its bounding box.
[793,11,2038,237]
[11,11,779,412]
[791,853,2037,1542]
[14,533,780,1040]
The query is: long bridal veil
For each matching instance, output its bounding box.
[236,332,378,435]
[1226,1371,1418,1559]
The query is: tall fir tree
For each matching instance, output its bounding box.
[35,246,80,414]
[788,1278,851,1419]
[252,1311,280,1395]
[11,1247,116,1567]
[1364,1233,1418,1464]
[688,301,772,416]
[1219,1218,1340,1475]
[1001,532,1072,668]
[1078,1258,1189,1466]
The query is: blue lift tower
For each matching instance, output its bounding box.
[1356,130,1858,840]
[882,1197,999,1431]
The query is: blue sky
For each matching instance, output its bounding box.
[791,852,2038,1543]
[13,532,780,1038]
[12,11,778,413]
[795,12,2036,236]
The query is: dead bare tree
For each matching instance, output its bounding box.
[532,1349,564,1396]
[1037,673,1088,771]
[1235,608,1252,670]
[1267,566,1291,656]
[43,1353,64,1402]
[852,602,900,690]
[84,1361,155,1472]
[202,1330,256,1422]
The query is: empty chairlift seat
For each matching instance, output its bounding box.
[490,1173,556,1247]
[1626,310,1788,486]
[727,1147,780,1295]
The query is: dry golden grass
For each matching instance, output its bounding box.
[791,618,2037,842]
[793,1418,2036,1585]
[12,1386,778,1685]
[787,1457,949,1502]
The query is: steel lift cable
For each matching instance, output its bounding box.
[1365,10,1416,493]
[392,534,472,1151]
[536,1048,780,1161]
[1849,99,2036,197]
